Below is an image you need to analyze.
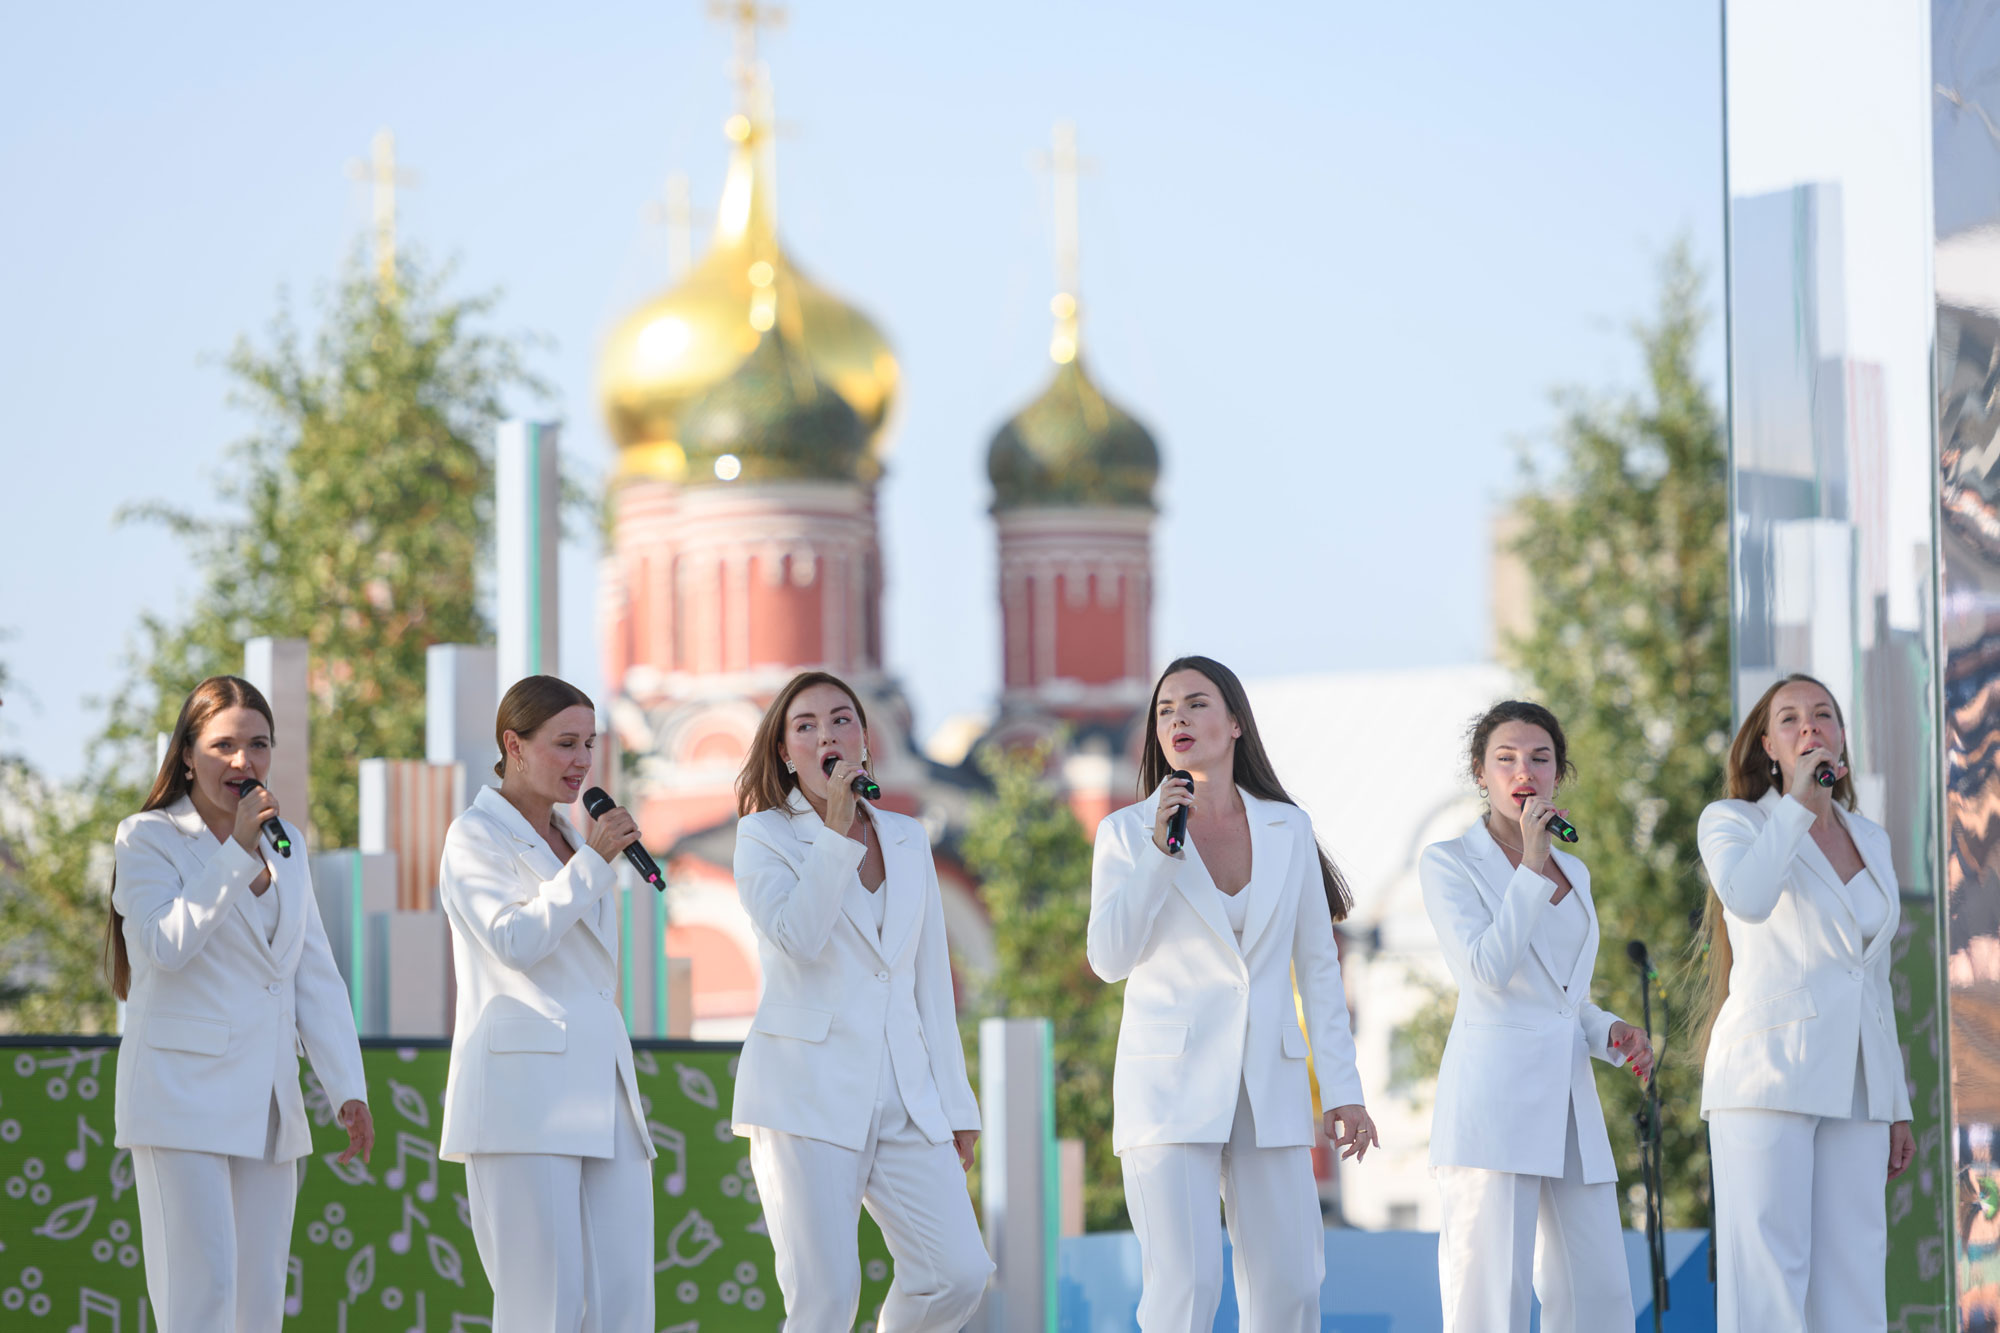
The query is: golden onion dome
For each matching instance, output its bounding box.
[599,115,899,483]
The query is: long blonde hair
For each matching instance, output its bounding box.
[105,676,277,1000]
[1693,672,1855,1057]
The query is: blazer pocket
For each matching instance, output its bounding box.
[1281,1027,1309,1059]
[1464,1020,1536,1033]
[146,1014,229,1056]
[489,1017,566,1054]
[1123,1022,1189,1058]
[753,1003,833,1043]
[1720,987,1817,1042]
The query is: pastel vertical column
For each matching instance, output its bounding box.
[242,637,311,843]
[979,1017,1057,1333]
[496,419,561,695]
[426,643,498,803]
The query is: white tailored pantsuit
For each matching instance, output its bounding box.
[438,785,658,1333]
[111,797,369,1333]
[1419,819,1635,1333]
[1699,790,1911,1333]
[731,789,991,1333]
[1086,788,1366,1333]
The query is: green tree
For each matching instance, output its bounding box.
[1505,241,1731,1225]
[959,739,1128,1231]
[0,753,135,1033]
[113,252,544,847]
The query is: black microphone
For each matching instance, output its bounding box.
[1515,792,1579,844]
[1814,761,1837,789]
[234,778,292,858]
[581,787,663,890]
[822,754,881,801]
[1166,769,1192,854]
[1627,939,1655,978]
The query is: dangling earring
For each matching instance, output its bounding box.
[1770,760,1780,778]
[860,749,871,767]
[783,759,796,774]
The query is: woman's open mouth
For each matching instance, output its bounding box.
[1172,735,1195,752]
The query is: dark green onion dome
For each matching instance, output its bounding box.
[677,324,875,486]
[986,355,1159,510]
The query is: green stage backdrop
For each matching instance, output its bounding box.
[0,1039,896,1331]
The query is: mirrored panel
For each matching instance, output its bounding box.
[1723,1,1949,1319]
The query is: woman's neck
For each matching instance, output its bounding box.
[1484,809,1523,853]
[498,781,555,838]
[1186,770,1241,819]
[189,786,233,840]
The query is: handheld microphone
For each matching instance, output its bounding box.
[1166,769,1193,854]
[1814,761,1837,789]
[234,778,292,858]
[581,787,664,890]
[1626,939,1655,978]
[1515,792,1579,844]
[822,754,881,802]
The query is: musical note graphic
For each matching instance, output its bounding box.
[67,1287,120,1333]
[400,1289,425,1332]
[284,1256,304,1316]
[633,1050,658,1076]
[672,1063,718,1109]
[647,1121,688,1196]
[389,1195,429,1255]
[35,1196,96,1241]
[385,1080,431,1128]
[65,1117,102,1172]
[384,1133,439,1201]
[656,1208,722,1270]
[447,1315,494,1332]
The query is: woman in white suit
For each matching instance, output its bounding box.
[1697,673,1916,1333]
[731,670,991,1333]
[1088,654,1377,1332]
[1421,700,1652,1332]
[108,675,373,1333]
[437,674,654,1333]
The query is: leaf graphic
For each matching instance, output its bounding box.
[345,1243,376,1302]
[427,1233,466,1287]
[386,1079,431,1128]
[33,1195,96,1240]
[672,1063,718,1110]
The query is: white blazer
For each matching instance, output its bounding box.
[1698,790,1912,1123]
[730,790,978,1152]
[438,786,655,1163]
[1421,819,1628,1182]
[1086,789,1364,1156]
[111,797,366,1161]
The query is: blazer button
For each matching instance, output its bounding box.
[1851,969,1863,981]
[599,988,612,1000]
[267,982,281,996]
[876,971,889,982]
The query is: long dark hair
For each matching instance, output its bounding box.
[1694,672,1855,1058]
[1138,655,1353,920]
[105,676,277,1000]
[737,671,871,817]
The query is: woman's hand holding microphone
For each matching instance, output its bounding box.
[586,806,642,864]
[1151,774,1194,856]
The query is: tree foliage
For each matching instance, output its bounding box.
[958,739,1128,1231]
[1505,241,1731,1225]
[112,253,543,847]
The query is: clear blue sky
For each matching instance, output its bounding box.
[0,2,1723,779]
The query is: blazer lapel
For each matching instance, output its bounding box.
[1795,834,1864,956]
[1235,792,1293,959]
[265,836,309,973]
[1553,849,1597,1000]
[1173,835,1242,955]
[784,790,887,963]
[876,812,924,965]
[1846,815,1901,965]
[1464,819,1568,995]
[555,805,620,960]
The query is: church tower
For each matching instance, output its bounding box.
[986,123,1161,727]
[596,21,906,851]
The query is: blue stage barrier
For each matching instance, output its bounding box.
[1058,1228,1715,1331]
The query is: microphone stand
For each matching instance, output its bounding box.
[1632,949,1669,1332]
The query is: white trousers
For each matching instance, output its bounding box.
[1119,1078,1325,1333]
[747,1048,992,1333]
[131,1131,300,1333]
[464,1079,655,1333]
[1433,1105,1634,1333]
[1709,1076,1889,1333]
